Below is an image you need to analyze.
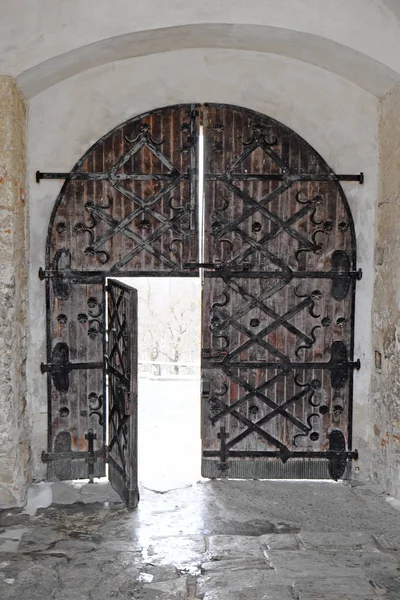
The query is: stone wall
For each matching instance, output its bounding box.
[370,81,400,498]
[0,77,30,506]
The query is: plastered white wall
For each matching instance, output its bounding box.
[26,48,378,480]
[1,1,400,98]
[1,0,400,76]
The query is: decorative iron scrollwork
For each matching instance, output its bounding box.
[293,413,320,447]
[76,299,103,339]
[75,201,110,264]
[125,122,164,146]
[295,326,321,357]
[169,238,183,253]
[242,124,278,147]
[88,392,104,425]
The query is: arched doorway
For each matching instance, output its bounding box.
[39,104,360,507]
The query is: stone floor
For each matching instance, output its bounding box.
[0,480,399,599]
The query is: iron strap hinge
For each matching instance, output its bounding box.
[41,361,103,373]
[41,449,105,462]
[203,450,359,460]
[183,262,251,271]
[36,170,364,184]
[202,358,361,370]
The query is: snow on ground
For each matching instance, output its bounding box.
[138,378,201,488]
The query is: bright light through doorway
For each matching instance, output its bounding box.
[118,277,202,489]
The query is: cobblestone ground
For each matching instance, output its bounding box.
[0,480,399,599]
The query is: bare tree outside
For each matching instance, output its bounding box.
[118,277,201,378]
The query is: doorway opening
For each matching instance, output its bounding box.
[116,276,202,488]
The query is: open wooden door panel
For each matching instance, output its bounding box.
[106,279,139,508]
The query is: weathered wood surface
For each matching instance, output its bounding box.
[201,104,355,478]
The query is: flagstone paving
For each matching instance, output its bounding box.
[0,480,399,599]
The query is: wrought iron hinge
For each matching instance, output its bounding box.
[40,360,103,374]
[183,262,251,271]
[41,448,105,462]
[36,170,365,184]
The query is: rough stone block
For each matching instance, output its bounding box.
[52,592,89,600]
[299,531,375,550]
[202,589,295,600]
[197,568,286,597]
[79,481,122,503]
[201,558,268,572]
[142,576,188,599]
[293,576,379,600]
[259,533,300,550]
[265,550,366,579]
[0,526,28,552]
[0,486,19,509]
[207,535,265,561]
[18,527,58,553]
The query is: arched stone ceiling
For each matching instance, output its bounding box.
[16,24,400,99]
[0,0,399,97]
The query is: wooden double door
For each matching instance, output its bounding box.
[41,104,360,507]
